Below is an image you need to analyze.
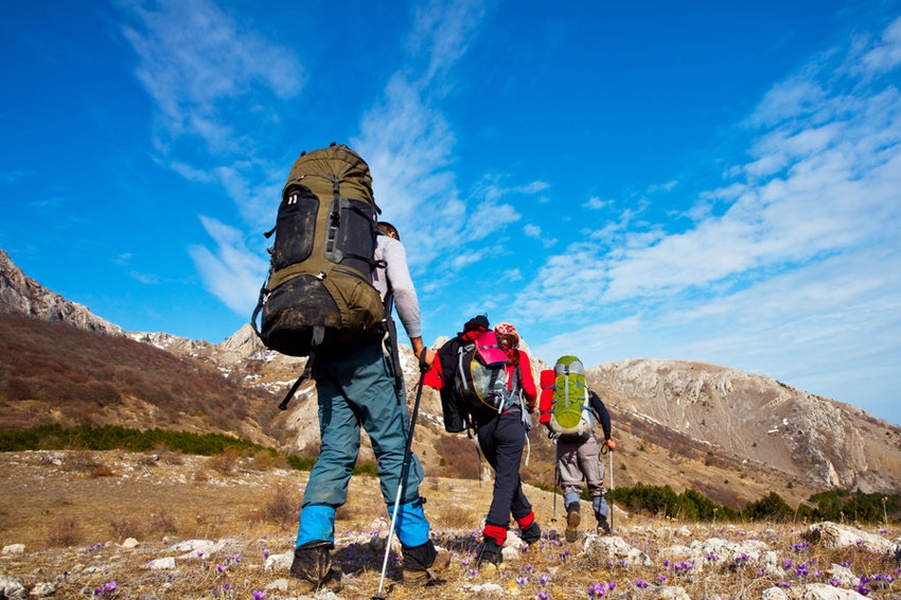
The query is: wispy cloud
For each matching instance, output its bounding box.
[188,216,266,314]
[118,0,303,310]
[353,0,499,272]
[119,0,302,155]
[525,16,901,320]
[528,16,901,415]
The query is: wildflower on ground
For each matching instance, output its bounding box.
[634,578,649,589]
[673,561,694,575]
[657,575,667,584]
[587,582,607,597]
[538,574,550,586]
[538,592,551,600]
[252,591,265,600]
[705,552,720,562]
[92,581,118,598]
[733,553,750,566]
[516,576,529,586]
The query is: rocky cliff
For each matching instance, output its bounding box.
[0,249,123,336]
[589,359,901,493]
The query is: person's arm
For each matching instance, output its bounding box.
[382,238,423,355]
[589,390,614,446]
[518,351,538,411]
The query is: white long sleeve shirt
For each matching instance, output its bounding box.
[372,234,422,339]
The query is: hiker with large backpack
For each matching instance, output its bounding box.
[539,355,616,542]
[423,318,542,569]
[252,144,448,592]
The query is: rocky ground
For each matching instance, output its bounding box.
[0,450,899,599]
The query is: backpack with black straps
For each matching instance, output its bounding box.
[455,329,521,414]
[251,143,385,357]
[546,355,593,438]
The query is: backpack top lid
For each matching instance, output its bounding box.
[283,143,375,206]
[554,355,584,376]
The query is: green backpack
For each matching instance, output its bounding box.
[549,355,593,438]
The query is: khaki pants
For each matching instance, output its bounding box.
[557,435,605,508]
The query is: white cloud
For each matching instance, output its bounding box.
[520,14,901,423]
[188,216,267,314]
[858,16,901,76]
[119,0,302,154]
[118,0,305,311]
[353,0,496,275]
[584,196,611,210]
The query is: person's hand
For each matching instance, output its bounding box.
[605,438,616,451]
[418,348,434,372]
[547,429,560,441]
[525,398,537,413]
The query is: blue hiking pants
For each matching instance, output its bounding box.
[295,339,427,548]
[476,408,533,529]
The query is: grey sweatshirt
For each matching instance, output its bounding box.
[372,234,422,339]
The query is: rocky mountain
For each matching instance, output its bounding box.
[0,250,123,336]
[589,360,901,494]
[2,247,900,509]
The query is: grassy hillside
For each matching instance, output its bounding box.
[0,312,284,445]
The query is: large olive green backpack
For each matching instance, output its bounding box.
[251,143,385,357]
[548,355,593,438]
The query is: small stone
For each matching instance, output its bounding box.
[145,556,177,570]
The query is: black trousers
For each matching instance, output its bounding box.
[476,409,533,529]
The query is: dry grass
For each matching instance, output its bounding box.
[1,450,898,599]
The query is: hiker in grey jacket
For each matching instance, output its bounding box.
[290,221,448,591]
[554,389,615,540]
[372,222,424,356]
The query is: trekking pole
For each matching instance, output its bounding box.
[373,372,426,600]
[551,459,559,522]
[608,445,615,534]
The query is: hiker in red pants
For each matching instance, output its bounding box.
[423,317,542,569]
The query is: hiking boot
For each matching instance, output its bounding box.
[565,506,581,543]
[289,541,342,593]
[520,520,541,546]
[475,538,504,569]
[402,548,451,586]
[597,515,611,536]
[401,540,450,587]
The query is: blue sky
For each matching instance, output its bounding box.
[2,1,899,425]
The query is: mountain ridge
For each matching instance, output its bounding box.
[1,247,899,507]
